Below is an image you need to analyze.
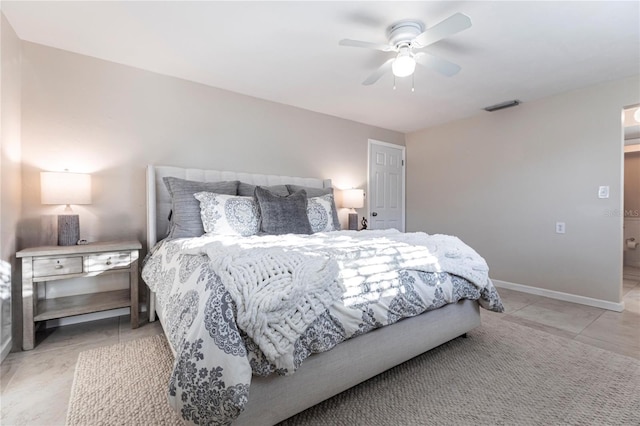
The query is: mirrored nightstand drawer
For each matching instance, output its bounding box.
[33,256,83,277]
[85,251,132,272]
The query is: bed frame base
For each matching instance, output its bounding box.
[235,299,480,425]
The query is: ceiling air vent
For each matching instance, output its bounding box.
[484,100,520,112]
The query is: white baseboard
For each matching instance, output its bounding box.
[492,279,624,312]
[1,337,12,362]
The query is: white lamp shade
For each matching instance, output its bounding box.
[342,189,364,209]
[41,171,92,205]
[392,53,416,78]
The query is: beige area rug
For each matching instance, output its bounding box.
[66,336,183,426]
[67,315,640,426]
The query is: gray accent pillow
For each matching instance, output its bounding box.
[287,184,341,231]
[255,187,312,235]
[163,177,239,239]
[238,182,289,197]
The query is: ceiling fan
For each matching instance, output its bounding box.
[339,13,472,86]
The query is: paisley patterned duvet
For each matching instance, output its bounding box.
[142,230,504,425]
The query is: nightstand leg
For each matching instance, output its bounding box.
[130,256,139,328]
[22,258,35,350]
[147,288,156,322]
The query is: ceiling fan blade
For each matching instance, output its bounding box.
[339,39,395,52]
[414,52,461,77]
[413,13,472,48]
[362,58,395,85]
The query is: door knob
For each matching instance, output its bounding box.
[371,212,378,216]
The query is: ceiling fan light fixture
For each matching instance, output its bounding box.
[340,13,472,86]
[392,52,416,78]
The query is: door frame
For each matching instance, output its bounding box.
[367,139,407,231]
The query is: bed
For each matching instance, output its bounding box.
[142,165,503,425]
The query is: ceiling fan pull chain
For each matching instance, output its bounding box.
[412,73,415,92]
[393,75,396,90]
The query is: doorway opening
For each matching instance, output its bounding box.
[622,106,640,282]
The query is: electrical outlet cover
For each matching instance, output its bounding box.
[598,186,609,199]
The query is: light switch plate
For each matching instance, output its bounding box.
[598,186,609,199]
[556,222,566,234]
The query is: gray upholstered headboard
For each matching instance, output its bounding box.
[146,165,332,250]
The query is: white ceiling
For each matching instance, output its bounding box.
[2,1,639,133]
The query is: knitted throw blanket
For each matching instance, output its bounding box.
[199,243,343,372]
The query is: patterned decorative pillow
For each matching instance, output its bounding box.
[287,185,341,231]
[307,194,337,233]
[194,192,260,237]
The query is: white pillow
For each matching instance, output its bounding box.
[194,192,260,236]
[307,194,336,233]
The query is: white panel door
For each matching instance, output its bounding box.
[368,140,405,231]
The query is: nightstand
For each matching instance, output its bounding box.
[16,240,142,350]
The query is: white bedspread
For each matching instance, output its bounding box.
[188,229,492,371]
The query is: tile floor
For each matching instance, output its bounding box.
[1,268,639,426]
[481,265,640,360]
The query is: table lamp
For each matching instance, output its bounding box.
[41,171,92,245]
[342,188,364,231]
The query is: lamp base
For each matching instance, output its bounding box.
[58,214,79,246]
[348,213,358,231]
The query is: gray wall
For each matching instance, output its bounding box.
[1,12,22,359]
[19,41,404,252]
[406,76,639,304]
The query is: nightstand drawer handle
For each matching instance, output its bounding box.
[106,259,112,265]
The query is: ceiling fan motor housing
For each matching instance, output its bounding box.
[387,20,425,47]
